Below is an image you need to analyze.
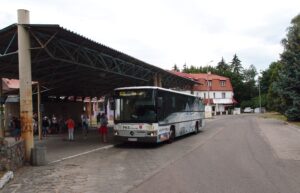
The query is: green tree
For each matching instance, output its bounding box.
[230,54,243,74]
[182,63,187,72]
[172,64,180,72]
[273,14,300,121]
[243,64,257,83]
[259,63,275,94]
[259,61,283,111]
[216,57,230,72]
[242,64,258,101]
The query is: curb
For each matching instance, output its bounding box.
[0,171,14,189]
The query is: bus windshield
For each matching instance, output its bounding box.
[114,89,156,123]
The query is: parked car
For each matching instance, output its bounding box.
[254,107,266,113]
[243,107,254,113]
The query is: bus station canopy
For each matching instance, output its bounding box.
[0,24,196,97]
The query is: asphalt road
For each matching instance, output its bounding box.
[129,115,300,193]
[2,114,300,193]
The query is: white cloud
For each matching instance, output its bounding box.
[1,0,299,71]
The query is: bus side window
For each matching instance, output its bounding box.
[157,97,163,109]
[172,96,175,108]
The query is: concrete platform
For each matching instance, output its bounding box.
[42,126,115,163]
[4,126,115,164]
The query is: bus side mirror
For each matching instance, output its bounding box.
[157,97,163,108]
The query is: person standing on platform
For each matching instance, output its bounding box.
[51,114,58,133]
[12,117,21,141]
[96,112,101,126]
[81,112,89,138]
[99,113,108,143]
[65,116,75,141]
[42,116,50,138]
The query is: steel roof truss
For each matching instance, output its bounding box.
[43,38,149,81]
[0,32,17,56]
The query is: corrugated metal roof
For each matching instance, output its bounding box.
[0,24,197,97]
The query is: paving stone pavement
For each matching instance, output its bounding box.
[1,119,219,193]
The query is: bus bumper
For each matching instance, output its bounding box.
[114,136,158,143]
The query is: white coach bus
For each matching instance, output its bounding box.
[113,86,205,143]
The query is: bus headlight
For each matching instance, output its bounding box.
[148,131,157,136]
[114,131,119,135]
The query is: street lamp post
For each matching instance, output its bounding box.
[206,60,213,106]
[258,76,262,113]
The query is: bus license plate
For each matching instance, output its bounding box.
[128,138,137,142]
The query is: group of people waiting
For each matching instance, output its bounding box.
[8,112,109,143]
[64,112,108,142]
[41,114,64,137]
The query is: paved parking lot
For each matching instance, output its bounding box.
[1,115,300,193]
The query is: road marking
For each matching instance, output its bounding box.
[49,144,114,164]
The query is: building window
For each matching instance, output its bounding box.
[213,93,215,98]
[220,80,226,87]
[222,93,226,98]
[207,80,212,87]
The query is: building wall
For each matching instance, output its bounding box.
[193,91,234,99]
[170,71,235,115]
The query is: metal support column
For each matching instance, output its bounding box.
[153,73,158,86]
[88,97,92,126]
[190,84,194,95]
[153,73,162,87]
[0,78,4,138]
[17,9,34,161]
[157,73,162,87]
[37,83,42,140]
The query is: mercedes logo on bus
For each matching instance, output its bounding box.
[130,131,134,136]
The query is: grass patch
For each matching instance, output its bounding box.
[293,122,300,127]
[261,112,300,127]
[261,112,287,121]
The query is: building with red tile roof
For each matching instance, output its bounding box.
[2,78,20,93]
[171,71,237,114]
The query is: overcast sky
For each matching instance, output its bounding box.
[1,0,299,72]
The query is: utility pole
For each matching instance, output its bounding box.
[37,82,42,140]
[258,77,262,113]
[206,60,213,106]
[18,9,34,161]
[0,78,4,137]
[205,60,213,118]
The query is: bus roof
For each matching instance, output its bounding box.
[114,86,201,98]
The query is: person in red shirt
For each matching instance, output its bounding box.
[98,113,108,143]
[65,116,75,141]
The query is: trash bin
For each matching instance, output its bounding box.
[31,145,47,166]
